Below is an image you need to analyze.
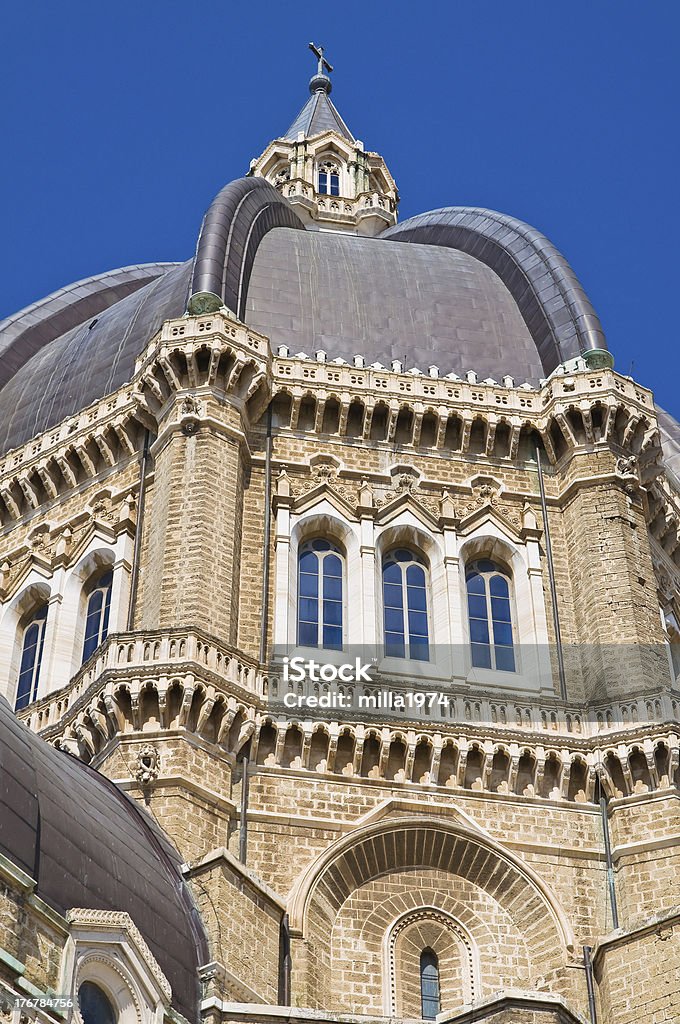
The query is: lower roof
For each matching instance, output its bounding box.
[0,696,207,1021]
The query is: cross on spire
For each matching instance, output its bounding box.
[309,42,333,78]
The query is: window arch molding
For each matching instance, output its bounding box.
[0,578,51,707]
[286,511,360,650]
[268,158,291,188]
[458,528,551,692]
[74,953,142,1024]
[383,906,479,1017]
[375,521,448,669]
[62,910,172,1024]
[61,547,116,676]
[315,149,345,196]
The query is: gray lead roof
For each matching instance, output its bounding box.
[0,262,192,454]
[283,82,354,141]
[245,228,544,381]
[1,174,677,462]
[383,208,607,368]
[0,264,177,391]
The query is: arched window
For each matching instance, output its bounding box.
[382,549,429,660]
[15,606,48,710]
[78,981,117,1024]
[298,540,343,650]
[466,558,515,671]
[82,570,113,663]
[420,948,440,1020]
[318,160,340,196]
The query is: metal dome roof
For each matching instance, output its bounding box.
[245,228,544,379]
[0,175,622,456]
[0,262,192,454]
[0,263,178,392]
[0,696,208,1021]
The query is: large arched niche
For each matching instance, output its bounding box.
[288,816,574,1011]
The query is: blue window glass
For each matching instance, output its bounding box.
[319,164,340,195]
[78,981,117,1024]
[82,571,113,663]
[466,560,515,672]
[420,948,440,1020]
[298,541,343,650]
[382,550,429,660]
[15,606,48,710]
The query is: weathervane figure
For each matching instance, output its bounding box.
[309,42,333,77]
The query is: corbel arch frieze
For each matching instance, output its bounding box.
[24,648,680,801]
[269,354,661,469]
[0,409,142,527]
[135,354,270,424]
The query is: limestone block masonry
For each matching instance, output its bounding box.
[2,48,680,1018]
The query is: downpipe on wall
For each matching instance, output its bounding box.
[259,403,273,665]
[597,774,620,930]
[127,429,151,631]
[535,444,567,701]
[583,945,598,1023]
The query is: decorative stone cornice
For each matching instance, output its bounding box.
[0,310,668,536]
[592,905,680,959]
[133,313,271,425]
[15,626,680,805]
[269,348,662,472]
[0,391,141,529]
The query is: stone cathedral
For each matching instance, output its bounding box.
[1,48,680,1024]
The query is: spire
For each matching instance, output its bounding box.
[249,43,398,234]
[282,43,355,142]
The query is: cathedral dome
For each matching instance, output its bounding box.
[0,695,208,1020]
[0,177,618,456]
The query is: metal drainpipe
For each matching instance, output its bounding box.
[279,913,292,1005]
[239,755,249,864]
[535,444,567,701]
[126,429,151,631]
[583,945,598,1023]
[598,775,620,929]
[259,403,273,665]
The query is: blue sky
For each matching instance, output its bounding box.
[1,0,678,412]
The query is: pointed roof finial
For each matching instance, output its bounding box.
[308,41,333,94]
